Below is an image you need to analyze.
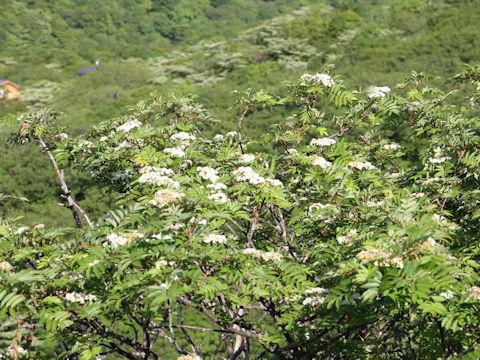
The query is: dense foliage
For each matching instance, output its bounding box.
[1,65,480,359]
[2,0,480,227]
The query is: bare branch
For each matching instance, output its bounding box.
[36,137,94,229]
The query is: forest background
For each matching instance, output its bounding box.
[0,0,479,232]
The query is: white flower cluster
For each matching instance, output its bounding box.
[383,143,401,150]
[0,261,14,271]
[197,166,220,183]
[65,292,97,304]
[300,73,334,87]
[15,226,29,235]
[421,177,441,186]
[239,154,255,163]
[171,132,196,148]
[312,156,332,169]
[88,259,100,267]
[204,234,227,244]
[233,167,282,187]
[310,138,336,147]
[266,178,283,187]
[138,172,179,188]
[410,192,425,198]
[106,231,144,249]
[114,141,132,151]
[308,203,333,213]
[432,214,446,223]
[149,189,184,208]
[429,156,451,164]
[439,290,455,300]
[357,249,404,269]
[469,286,480,300]
[226,131,238,137]
[190,217,207,226]
[286,148,298,155]
[366,200,384,207]
[57,133,68,140]
[348,161,377,170]
[207,183,227,191]
[367,86,391,98]
[214,134,224,140]
[155,259,176,269]
[171,132,196,142]
[116,119,142,133]
[78,140,93,148]
[337,229,357,245]
[302,287,329,307]
[208,192,229,203]
[233,166,265,185]
[140,166,174,176]
[164,147,185,158]
[242,248,283,262]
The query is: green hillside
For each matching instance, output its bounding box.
[1,0,480,226]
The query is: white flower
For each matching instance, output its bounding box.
[266,178,283,187]
[410,192,425,198]
[88,260,100,267]
[348,161,377,170]
[310,138,336,147]
[155,260,169,269]
[208,192,229,203]
[308,203,332,212]
[207,183,227,191]
[149,189,184,208]
[440,290,455,299]
[469,286,480,300]
[65,292,97,304]
[106,231,143,249]
[34,223,45,230]
[303,287,329,306]
[204,234,227,244]
[312,156,332,169]
[301,73,334,87]
[138,172,179,188]
[286,148,298,155]
[383,143,401,150]
[337,229,357,245]
[171,132,196,141]
[116,119,142,133]
[140,166,174,176]
[114,141,132,151]
[242,248,263,257]
[57,133,68,140]
[197,166,219,183]
[78,140,93,148]
[261,252,283,262]
[233,166,265,185]
[429,156,451,164]
[432,214,446,223]
[366,200,384,207]
[190,217,207,226]
[226,131,238,137]
[239,154,255,163]
[164,147,185,158]
[99,136,109,142]
[214,134,224,140]
[15,226,29,235]
[367,86,391,98]
[421,177,440,186]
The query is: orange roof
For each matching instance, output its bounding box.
[0,80,19,88]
